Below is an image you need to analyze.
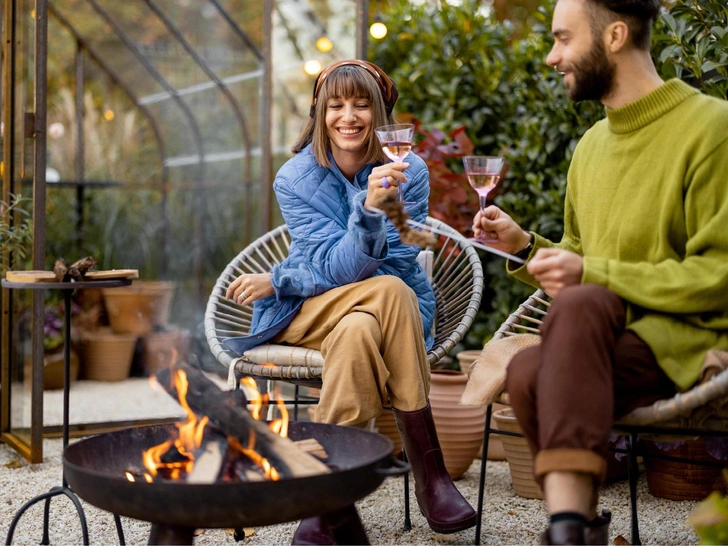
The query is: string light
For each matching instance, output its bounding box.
[304,60,322,76]
[316,37,333,53]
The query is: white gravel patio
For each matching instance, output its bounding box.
[1,433,700,545]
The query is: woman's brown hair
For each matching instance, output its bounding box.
[291,64,397,167]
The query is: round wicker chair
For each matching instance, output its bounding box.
[204,217,484,389]
[473,288,728,545]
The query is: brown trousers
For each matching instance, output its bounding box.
[272,275,430,426]
[505,284,676,484]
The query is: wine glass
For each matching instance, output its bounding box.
[462,155,507,212]
[375,123,414,203]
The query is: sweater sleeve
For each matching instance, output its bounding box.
[270,175,387,299]
[582,139,728,314]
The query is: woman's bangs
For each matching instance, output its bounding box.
[324,67,376,103]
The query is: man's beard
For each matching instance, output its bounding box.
[566,39,616,103]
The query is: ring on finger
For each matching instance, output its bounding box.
[382,176,390,189]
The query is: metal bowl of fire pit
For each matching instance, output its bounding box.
[64,421,407,529]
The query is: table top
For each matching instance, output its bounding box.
[2,279,133,290]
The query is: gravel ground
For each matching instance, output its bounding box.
[1,437,700,545]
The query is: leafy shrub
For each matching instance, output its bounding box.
[372,0,728,348]
[0,194,33,276]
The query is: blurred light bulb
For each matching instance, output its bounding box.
[316,37,333,53]
[103,109,115,121]
[48,122,65,139]
[304,60,322,76]
[370,21,387,40]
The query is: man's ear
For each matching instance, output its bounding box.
[604,20,629,53]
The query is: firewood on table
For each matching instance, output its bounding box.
[155,362,331,479]
[53,258,68,282]
[68,256,98,281]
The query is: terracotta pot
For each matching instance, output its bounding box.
[492,407,544,499]
[102,281,176,335]
[456,350,506,461]
[78,328,137,381]
[642,438,726,501]
[24,346,80,390]
[373,410,403,458]
[141,327,190,376]
[429,369,486,480]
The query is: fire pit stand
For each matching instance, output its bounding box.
[63,422,408,545]
[2,278,132,546]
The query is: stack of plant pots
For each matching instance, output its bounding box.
[79,281,178,381]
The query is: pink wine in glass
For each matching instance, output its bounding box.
[462,155,506,211]
[468,173,501,209]
[382,141,412,162]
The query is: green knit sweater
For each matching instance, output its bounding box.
[511,79,728,390]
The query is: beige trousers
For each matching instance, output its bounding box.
[271,275,430,426]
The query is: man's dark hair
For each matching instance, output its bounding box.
[585,0,662,50]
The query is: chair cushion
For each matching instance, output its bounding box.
[243,343,325,368]
[461,334,542,407]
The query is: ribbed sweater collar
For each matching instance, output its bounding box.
[606,79,699,134]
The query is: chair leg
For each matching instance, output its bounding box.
[628,434,642,546]
[402,449,411,531]
[474,404,492,546]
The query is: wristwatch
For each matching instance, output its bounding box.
[513,233,535,261]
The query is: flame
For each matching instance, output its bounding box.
[125,471,135,482]
[141,370,208,479]
[135,368,289,483]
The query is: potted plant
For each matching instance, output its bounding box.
[1,193,32,276]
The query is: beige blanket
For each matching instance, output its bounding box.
[460,334,541,407]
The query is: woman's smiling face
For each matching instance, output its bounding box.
[325,96,373,164]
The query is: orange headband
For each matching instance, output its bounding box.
[309,60,399,118]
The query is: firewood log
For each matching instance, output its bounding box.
[155,362,331,479]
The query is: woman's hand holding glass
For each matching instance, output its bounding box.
[226,272,275,306]
[364,162,409,212]
[375,123,414,203]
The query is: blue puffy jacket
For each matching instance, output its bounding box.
[223,144,436,355]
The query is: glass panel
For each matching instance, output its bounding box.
[3,0,362,453]
[4,0,37,449]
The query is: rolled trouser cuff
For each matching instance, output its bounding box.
[534,448,607,485]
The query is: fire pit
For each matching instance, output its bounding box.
[63,421,407,544]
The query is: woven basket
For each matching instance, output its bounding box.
[79,328,137,381]
[642,438,727,501]
[492,407,544,499]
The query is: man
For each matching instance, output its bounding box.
[474,0,728,543]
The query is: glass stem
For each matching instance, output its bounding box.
[479,194,488,211]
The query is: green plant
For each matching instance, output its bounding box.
[373,0,728,348]
[0,193,33,276]
[413,123,477,235]
[687,474,728,545]
[653,0,728,100]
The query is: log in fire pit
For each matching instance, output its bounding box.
[64,402,407,544]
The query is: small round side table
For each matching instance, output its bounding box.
[2,278,132,545]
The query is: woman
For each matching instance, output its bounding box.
[224,60,476,541]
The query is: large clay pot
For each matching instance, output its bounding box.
[24,346,80,390]
[456,350,506,461]
[429,369,486,480]
[78,328,137,381]
[102,281,176,336]
[492,407,544,499]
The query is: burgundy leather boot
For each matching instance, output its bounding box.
[291,517,335,546]
[393,402,477,533]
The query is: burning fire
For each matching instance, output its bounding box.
[134,370,289,483]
